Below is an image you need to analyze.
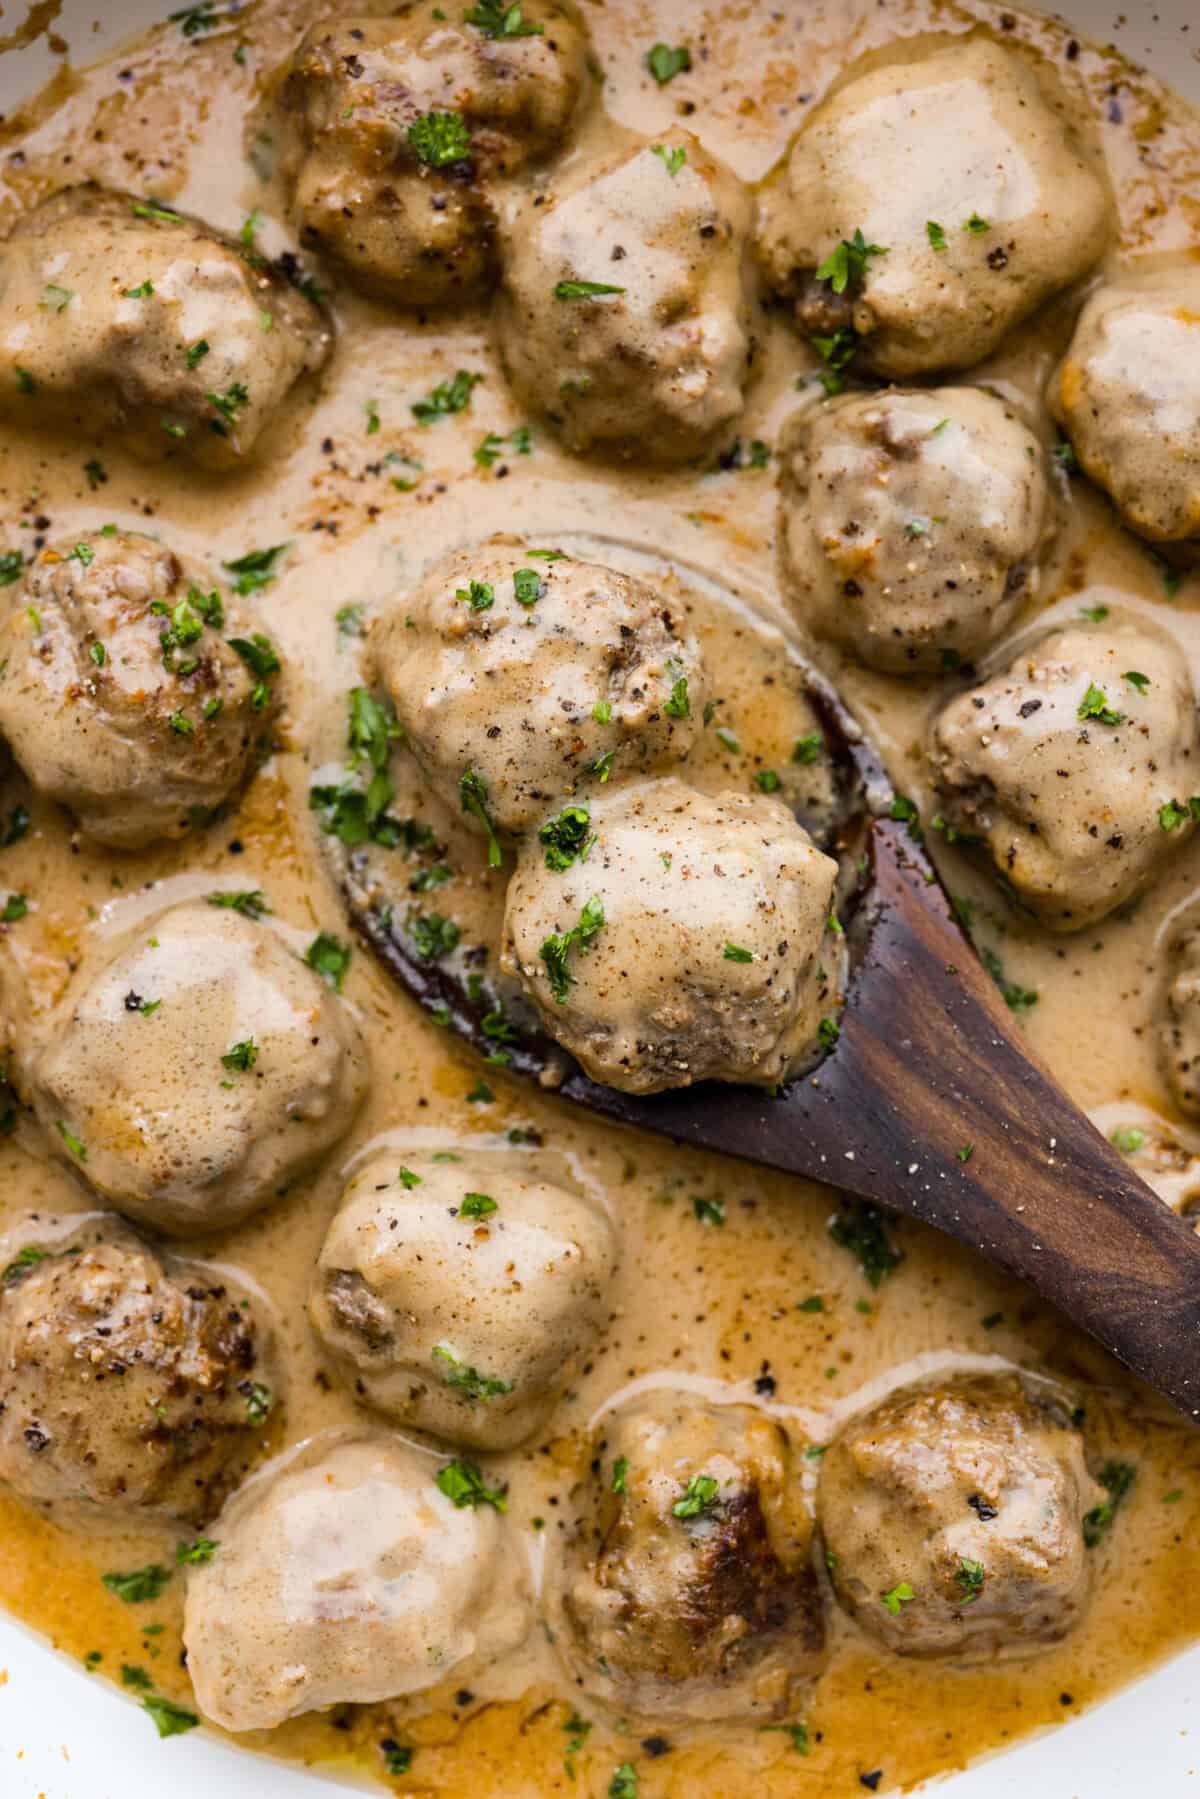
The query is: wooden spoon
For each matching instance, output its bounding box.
[345,605,1200,1423]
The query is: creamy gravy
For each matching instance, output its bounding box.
[0,0,1199,1794]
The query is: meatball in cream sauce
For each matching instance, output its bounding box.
[310,1151,616,1450]
[0,530,278,850]
[0,1216,278,1525]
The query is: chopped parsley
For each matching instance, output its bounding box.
[304,931,352,990]
[56,1120,87,1162]
[459,767,503,867]
[693,1194,725,1227]
[175,1538,218,1565]
[0,550,23,586]
[829,1201,902,1286]
[1077,681,1123,727]
[121,1664,153,1690]
[964,212,990,234]
[815,228,888,295]
[554,278,626,300]
[460,1191,497,1218]
[408,109,472,167]
[611,1456,629,1495]
[1110,1125,1146,1154]
[513,567,545,606]
[926,220,948,251]
[793,730,824,764]
[102,1564,171,1604]
[645,41,691,83]
[40,283,73,313]
[1,894,26,923]
[223,543,288,595]
[955,1557,986,1603]
[432,1341,513,1401]
[651,143,687,177]
[185,338,210,370]
[880,1581,915,1616]
[818,1016,840,1050]
[724,942,754,963]
[457,578,495,612]
[464,0,542,36]
[143,1696,200,1739]
[538,802,593,871]
[1083,1461,1136,1547]
[411,369,482,424]
[672,1473,719,1520]
[410,912,461,960]
[207,889,269,919]
[980,945,1038,1012]
[540,895,604,1002]
[220,1037,258,1073]
[436,1458,508,1510]
[123,279,154,299]
[242,1380,273,1425]
[2,1246,49,1284]
[753,768,781,793]
[663,671,690,719]
[1124,670,1150,694]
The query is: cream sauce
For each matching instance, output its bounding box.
[0,1,1198,1795]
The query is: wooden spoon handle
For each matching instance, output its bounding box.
[595,818,1200,1417]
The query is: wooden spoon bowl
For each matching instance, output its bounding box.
[341,548,1200,1422]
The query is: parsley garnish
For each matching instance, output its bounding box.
[207,889,269,918]
[611,1456,629,1494]
[815,228,888,295]
[463,0,542,37]
[538,803,593,871]
[223,544,288,595]
[0,550,23,586]
[651,143,687,177]
[102,1564,170,1604]
[513,566,544,606]
[460,1191,498,1218]
[1083,1461,1136,1547]
[554,279,626,300]
[436,1458,507,1509]
[175,1538,218,1565]
[410,912,460,960]
[459,767,503,867]
[645,42,690,83]
[829,1201,902,1286]
[304,931,351,990]
[955,1557,985,1603]
[881,1581,915,1616]
[1110,1125,1146,1154]
[432,1341,513,1401]
[723,943,753,963]
[672,1473,719,1519]
[411,369,482,424]
[1077,681,1123,727]
[143,1696,200,1739]
[220,1037,258,1072]
[540,895,604,1002]
[408,109,472,167]
[56,1120,87,1162]
[926,220,947,251]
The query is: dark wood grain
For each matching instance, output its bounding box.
[344,629,1200,1421]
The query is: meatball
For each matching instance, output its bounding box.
[0,531,279,849]
[818,1376,1103,1660]
[0,1217,278,1523]
[310,1151,616,1450]
[1159,930,1200,1120]
[27,899,368,1236]
[495,132,754,463]
[276,2,591,306]
[184,1435,527,1732]
[928,618,1200,930]
[780,386,1053,675]
[502,776,842,1092]
[372,539,707,840]
[0,185,329,468]
[1048,266,1200,548]
[757,35,1111,377]
[551,1393,823,1720]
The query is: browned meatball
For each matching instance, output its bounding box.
[551,1393,823,1720]
[0,530,279,850]
[0,185,330,469]
[818,1376,1103,1660]
[275,1,591,305]
[0,1218,279,1524]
